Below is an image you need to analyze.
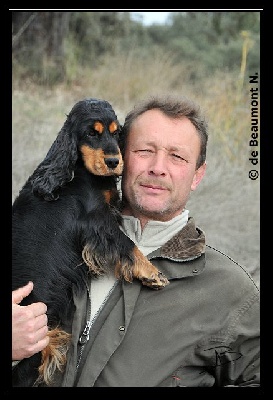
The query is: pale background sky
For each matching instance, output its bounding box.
[130,11,171,25]
[130,10,261,25]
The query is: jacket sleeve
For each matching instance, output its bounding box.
[213,290,260,387]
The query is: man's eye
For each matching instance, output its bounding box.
[138,149,152,153]
[172,154,185,160]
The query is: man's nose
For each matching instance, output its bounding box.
[148,153,167,176]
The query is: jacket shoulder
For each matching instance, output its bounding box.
[205,244,259,292]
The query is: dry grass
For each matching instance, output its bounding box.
[12,63,260,286]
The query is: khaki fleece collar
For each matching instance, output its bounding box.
[150,217,206,261]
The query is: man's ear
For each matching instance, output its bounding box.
[191,162,206,191]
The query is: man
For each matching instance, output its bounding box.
[12,281,49,362]
[12,95,260,387]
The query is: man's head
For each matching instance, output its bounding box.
[121,95,208,227]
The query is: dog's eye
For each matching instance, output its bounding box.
[87,129,98,137]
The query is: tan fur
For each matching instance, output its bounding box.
[36,328,71,386]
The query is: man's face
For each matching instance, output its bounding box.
[121,109,206,224]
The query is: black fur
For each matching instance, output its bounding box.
[12,98,169,387]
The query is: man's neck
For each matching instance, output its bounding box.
[121,206,147,230]
[122,206,186,231]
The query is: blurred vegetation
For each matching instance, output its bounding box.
[12,11,260,86]
[12,10,260,164]
[12,11,260,282]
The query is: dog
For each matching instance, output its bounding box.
[12,98,169,387]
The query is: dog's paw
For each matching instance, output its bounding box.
[122,246,170,290]
[139,271,170,290]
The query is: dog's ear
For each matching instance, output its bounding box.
[31,119,78,201]
[118,125,126,156]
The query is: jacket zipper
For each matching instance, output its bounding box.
[75,279,118,370]
[76,282,92,370]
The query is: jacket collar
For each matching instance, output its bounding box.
[148,217,206,280]
[150,217,205,261]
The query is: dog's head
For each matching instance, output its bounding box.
[30,98,123,201]
[66,98,123,176]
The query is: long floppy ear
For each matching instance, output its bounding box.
[30,118,78,201]
[118,125,125,156]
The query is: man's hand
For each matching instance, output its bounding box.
[12,281,49,360]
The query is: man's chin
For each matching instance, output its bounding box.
[137,203,169,218]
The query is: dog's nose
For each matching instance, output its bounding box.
[105,157,119,169]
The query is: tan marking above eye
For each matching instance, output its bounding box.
[94,121,104,134]
[109,121,118,134]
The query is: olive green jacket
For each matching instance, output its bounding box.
[54,218,260,387]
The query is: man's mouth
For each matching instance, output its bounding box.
[140,182,169,193]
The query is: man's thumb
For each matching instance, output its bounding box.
[12,281,33,304]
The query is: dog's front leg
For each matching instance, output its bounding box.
[115,246,169,289]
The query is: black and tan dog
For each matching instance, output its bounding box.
[12,98,169,387]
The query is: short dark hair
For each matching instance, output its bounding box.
[121,95,208,169]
